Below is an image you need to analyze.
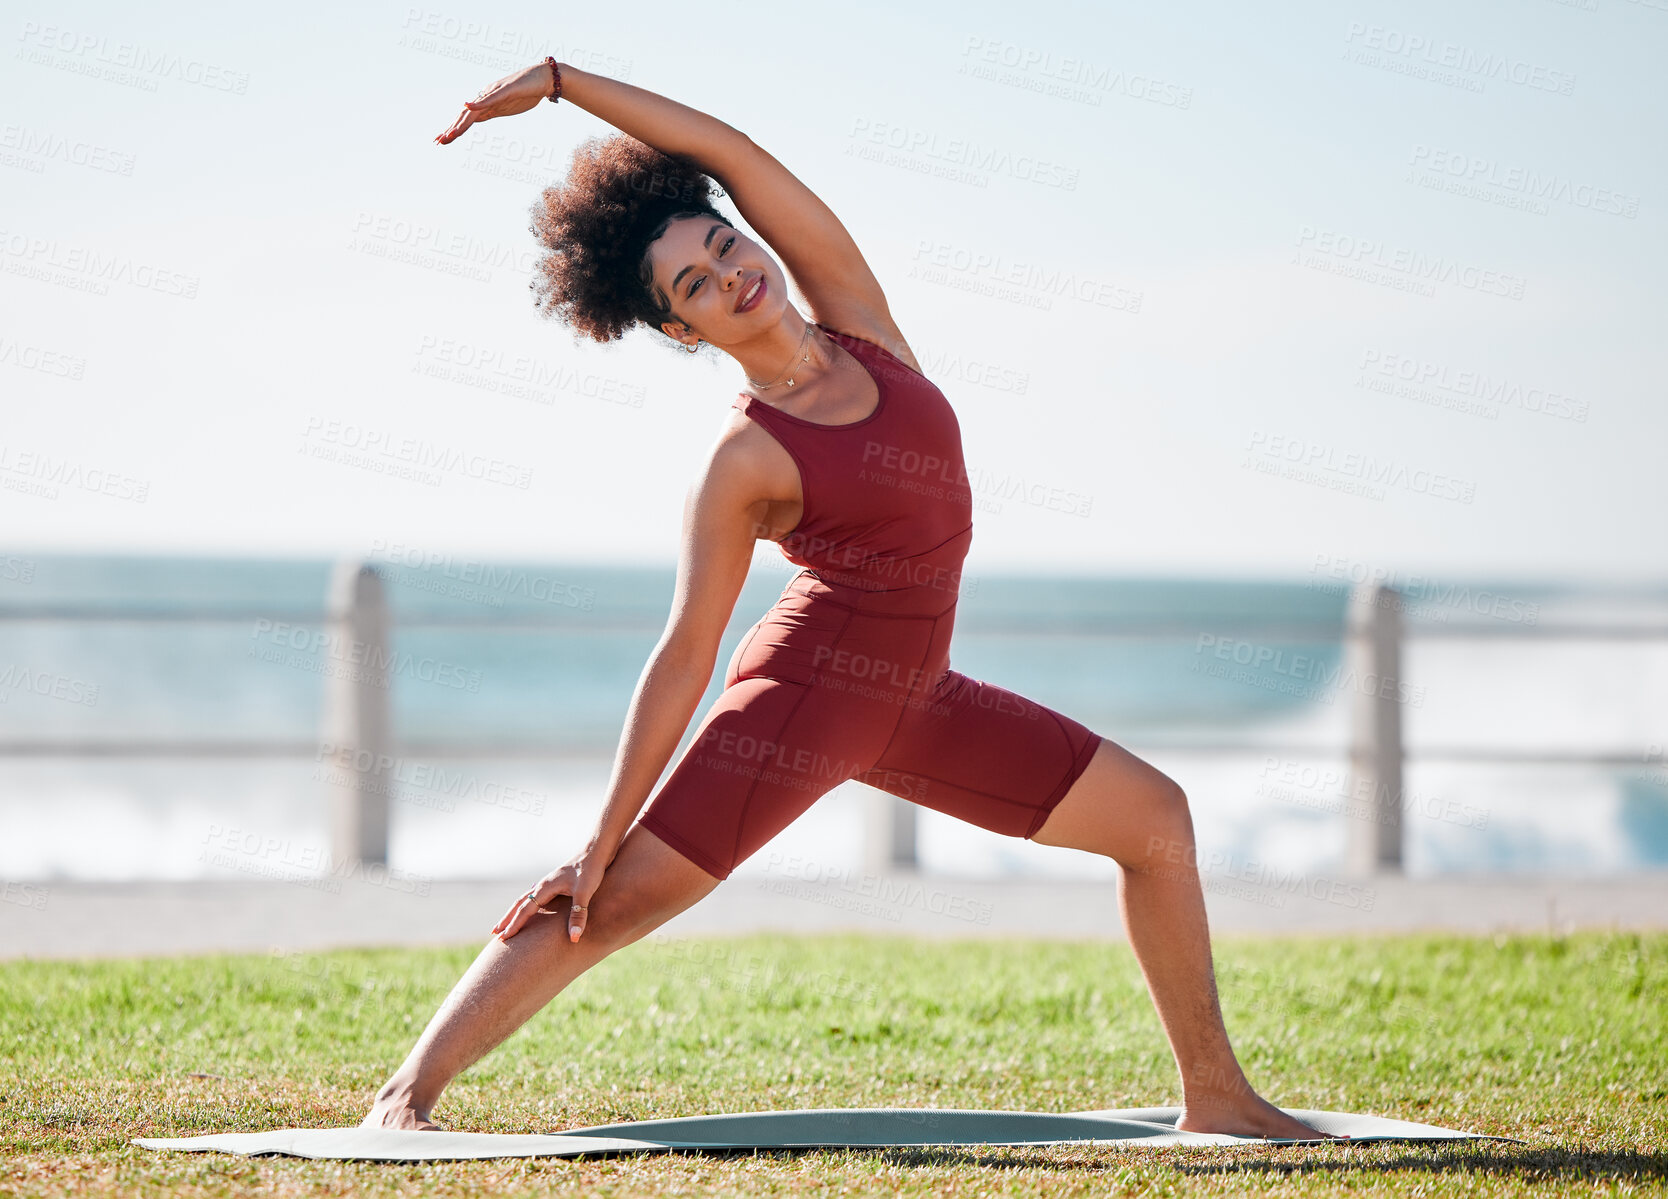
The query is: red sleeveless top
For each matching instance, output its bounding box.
[732,323,974,615]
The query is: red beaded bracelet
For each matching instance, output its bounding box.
[544,56,562,104]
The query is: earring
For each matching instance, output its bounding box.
[684,340,700,353]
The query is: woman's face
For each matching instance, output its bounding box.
[648,215,786,348]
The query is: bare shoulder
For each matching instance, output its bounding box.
[807,301,925,378]
[708,411,780,489]
[703,406,796,530]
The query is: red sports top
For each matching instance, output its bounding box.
[731,322,974,617]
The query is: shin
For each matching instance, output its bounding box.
[364,823,719,1126]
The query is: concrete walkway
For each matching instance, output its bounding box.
[3,870,1666,960]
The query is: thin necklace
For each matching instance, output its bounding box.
[745,323,817,391]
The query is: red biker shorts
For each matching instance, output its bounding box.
[637,572,1103,881]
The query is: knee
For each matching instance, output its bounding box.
[1128,777,1196,873]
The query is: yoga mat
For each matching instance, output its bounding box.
[133,1105,1515,1161]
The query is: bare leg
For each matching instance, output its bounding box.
[1032,738,1341,1140]
[361,822,720,1129]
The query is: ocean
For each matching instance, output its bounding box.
[2,552,1665,885]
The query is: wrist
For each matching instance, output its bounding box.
[585,828,619,857]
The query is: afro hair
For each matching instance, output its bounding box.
[529,133,734,351]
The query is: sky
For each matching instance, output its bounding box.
[2,0,1664,584]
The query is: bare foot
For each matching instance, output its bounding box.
[360,1102,440,1131]
[360,1081,440,1131]
[1177,1092,1348,1141]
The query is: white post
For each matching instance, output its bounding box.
[321,560,392,867]
[1345,581,1405,874]
[865,791,918,876]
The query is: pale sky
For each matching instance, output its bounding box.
[3,0,1664,584]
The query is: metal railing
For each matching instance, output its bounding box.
[2,561,1663,876]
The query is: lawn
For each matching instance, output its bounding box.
[1,929,1663,1196]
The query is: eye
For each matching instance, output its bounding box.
[690,237,736,297]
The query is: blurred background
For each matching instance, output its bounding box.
[2,0,1664,913]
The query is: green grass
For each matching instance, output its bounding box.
[1,930,1664,1196]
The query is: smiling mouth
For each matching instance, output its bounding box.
[736,274,765,313]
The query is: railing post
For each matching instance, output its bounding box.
[1345,581,1405,874]
[321,560,391,868]
[865,792,918,876]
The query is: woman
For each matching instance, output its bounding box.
[361,56,1332,1142]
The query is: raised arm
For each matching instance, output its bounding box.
[439,60,897,336]
[555,63,894,326]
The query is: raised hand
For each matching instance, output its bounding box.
[435,61,556,145]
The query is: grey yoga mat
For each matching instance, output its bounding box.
[132,1105,1514,1161]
